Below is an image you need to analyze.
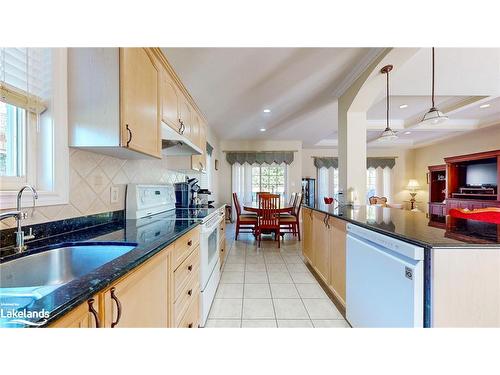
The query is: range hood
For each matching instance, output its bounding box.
[161,123,202,156]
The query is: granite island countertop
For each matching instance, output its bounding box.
[304,203,500,248]
[0,216,200,328]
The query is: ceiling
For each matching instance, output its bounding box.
[163,48,500,149]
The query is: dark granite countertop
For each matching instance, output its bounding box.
[304,203,500,248]
[0,215,199,328]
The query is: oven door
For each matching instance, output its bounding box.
[200,215,222,290]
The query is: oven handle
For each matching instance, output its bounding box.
[201,215,224,234]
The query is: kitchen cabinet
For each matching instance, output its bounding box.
[219,219,226,268]
[49,297,101,328]
[102,247,169,328]
[302,207,314,264]
[68,48,161,159]
[312,211,330,284]
[179,95,192,140]
[160,68,183,134]
[302,208,346,309]
[191,117,207,172]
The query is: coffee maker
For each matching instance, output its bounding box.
[174,177,200,207]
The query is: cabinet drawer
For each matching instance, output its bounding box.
[178,289,200,328]
[174,272,200,327]
[219,220,225,238]
[219,238,226,267]
[174,246,200,301]
[173,226,200,269]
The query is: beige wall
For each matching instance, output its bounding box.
[301,147,414,205]
[413,125,500,212]
[219,140,303,205]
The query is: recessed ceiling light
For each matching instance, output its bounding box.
[404,131,412,135]
[399,104,408,109]
[260,128,266,132]
[479,104,490,109]
[263,109,271,113]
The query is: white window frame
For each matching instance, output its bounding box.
[0,48,69,209]
[250,163,287,202]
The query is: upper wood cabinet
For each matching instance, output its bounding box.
[179,95,192,140]
[160,69,182,134]
[120,48,161,158]
[102,248,169,328]
[68,48,161,159]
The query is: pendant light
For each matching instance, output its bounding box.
[419,47,448,125]
[377,64,398,142]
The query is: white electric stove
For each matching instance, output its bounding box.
[126,184,224,327]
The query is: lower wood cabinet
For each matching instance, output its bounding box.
[48,226,201,328]
[219,219,227,268]
[302,208,347,308]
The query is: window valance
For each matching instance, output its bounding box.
[226,151,294,165]
[314,157,396,169]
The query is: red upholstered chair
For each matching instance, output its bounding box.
[256,194,281,248]
[280,192,303,240]
[232,192,257,240]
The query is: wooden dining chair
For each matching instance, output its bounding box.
[256,193,281,248]
[280,192,303,240]
[288,192,297,207]
[232,192,257,240]
[369,196,388,206]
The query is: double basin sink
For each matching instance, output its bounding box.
[0,243,137,311]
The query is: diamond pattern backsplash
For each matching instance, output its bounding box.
[0,149,189,229]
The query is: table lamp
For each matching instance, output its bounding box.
[406,179,421,210]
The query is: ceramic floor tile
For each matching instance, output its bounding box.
[268,271,293,284]
[264,254,285,264]
[216,283,244,299]
[286,263,309,273]
[245,256,266,264]
[224,263,245,272]
[312,320,350,328]
[295,283,329,299]
[244,284,272,298]
[273,299,309,319]
[290,272,317,284]
[277,320,314,328]
[245,263,267,272]
[242,299,275,319]
[270,283,300,298]
[226,255,246,264]
[282,255,303,264]
[209,299,243,319]
[302,299,343,319]
[241,320,277,328]
[244,271,269,284]
[205,319,242,328]
[266,263,288,272]
[220,271,245,284]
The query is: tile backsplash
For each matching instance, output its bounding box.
[0,149,190,229]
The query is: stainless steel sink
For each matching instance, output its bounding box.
[0,244,136,290]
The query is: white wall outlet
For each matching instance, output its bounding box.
[110,186,119,204]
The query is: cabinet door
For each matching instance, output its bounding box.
[49,297,101,328]
[120,48,161,158]
[103,249,169,328]
[329,217,346,307]
[179,96,192,140]
[302,208,314,264]
[312,211,330,284]
[161,68,182,133]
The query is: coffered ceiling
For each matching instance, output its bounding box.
[163,48,500,149]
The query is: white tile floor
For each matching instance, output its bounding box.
[205,224,350,328]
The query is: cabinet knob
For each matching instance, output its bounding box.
[188,265,193,271]
[187,240,192,246]
[188,323,193,328]
[187,289,193,296]
[221,248,224,252]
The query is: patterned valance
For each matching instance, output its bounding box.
[206,142,213,156]
[226,151,294,165]
[314,157,338,169]
[314,157,396,169]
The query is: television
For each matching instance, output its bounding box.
[466,162,497,186]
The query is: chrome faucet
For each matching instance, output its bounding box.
[0,185,38,253]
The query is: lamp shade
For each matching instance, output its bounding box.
[419,107,448,126]
[406,179,421,191]
[377,127,398,142]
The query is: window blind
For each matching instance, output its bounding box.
[0,48,50,113]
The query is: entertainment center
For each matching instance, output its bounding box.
[443,149,500,214]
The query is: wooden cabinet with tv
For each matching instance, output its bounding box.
[444,149,500,214]
[428,164,446,216]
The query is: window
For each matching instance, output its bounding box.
[366,168,377,200]
[0,48,69,208]
[317,167,339,203]
[366,167,392,203]
[251,163,286,202]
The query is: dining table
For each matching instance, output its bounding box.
[242,201,294,215]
